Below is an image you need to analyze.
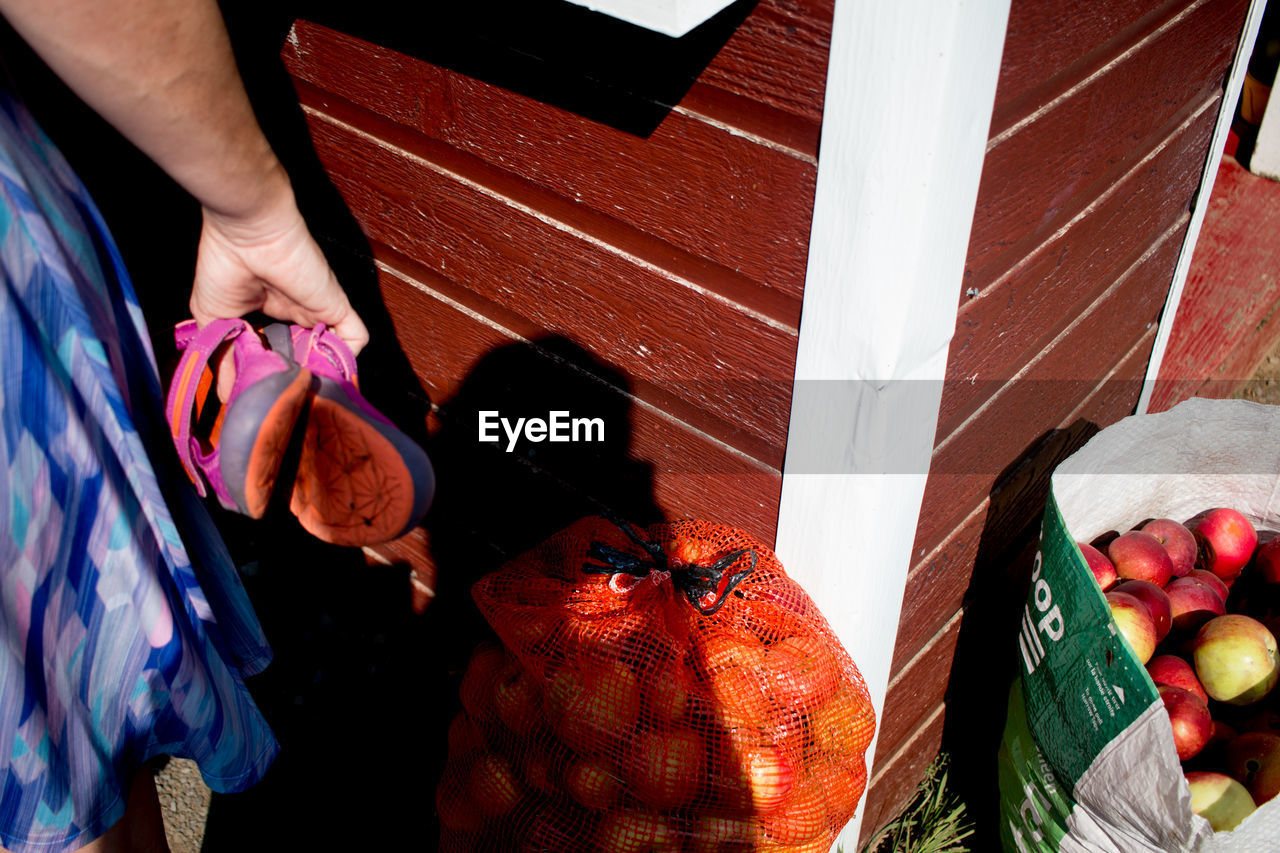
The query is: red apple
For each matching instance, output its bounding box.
[624,727,707,810]
[565,754,623,810]
[515,806,582,853]
[1267,615,1280,644]
[436,780,483,833]
[808,683,877,759]
[713,730,797,816]
[594,809,680,853]
[1147,654,1209,705]
[1236,710,1280,735]
[741,741,797,814]
[686,815,752,853]
[808,757,867,831]
[447,711,486,760]
[1108,531,1175,587]
[1191,508,1258,581]
[468,751,524,817]
[761,773,828,845]
[503,606,563,654]
[518,745,561,798]
[1114,580,1173,643]
[1192,614,1280,705]
[1226,731,1280,806]
[1107,590,1158,664]
[493,666,545,737]
[1200,720,1241,768]
[766,633,840,714]
[1190,569,1231,603]
[544,657,642,754]
[459,641,511,722]
[1091,530,1120,548]
[1078,542,1119,591]
[665,534,718,567]
[1185,771,1256,831]
[1213,721,1241,745]
[699,633,771,725]
[641,663,691,724]
[699,631,762,672]
[1164,576,1227,634]
[1141,518,1199,578]
[1255,538,1280,585]
[1159,684,1213,761]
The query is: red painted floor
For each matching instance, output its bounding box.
[1149,157,1280,412]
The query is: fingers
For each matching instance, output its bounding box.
[326,307,370,357]
[261,265,370,356]
[304,282,370,356]
[191,205,370,356]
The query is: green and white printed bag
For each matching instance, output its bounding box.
[998,398,1280,852]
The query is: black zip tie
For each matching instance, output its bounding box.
[673,548,757,616]
[581,516,757,616]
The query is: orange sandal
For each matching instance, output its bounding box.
[261,323,434,546]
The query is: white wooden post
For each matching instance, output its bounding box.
[773,0,1009,847]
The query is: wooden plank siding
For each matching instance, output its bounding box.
[297,104,799,460]
[280,1,834,582]
[373,260,784,538]
[858,0,1251,844]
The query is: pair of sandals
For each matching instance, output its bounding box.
[165,318,434,547]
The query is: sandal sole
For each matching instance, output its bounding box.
[289,384,434,546]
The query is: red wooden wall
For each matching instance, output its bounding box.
[280,2,831,584]
[280,0,1254,846]
[859,0,1252,844]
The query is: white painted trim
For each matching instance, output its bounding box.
[562,0,735,37]
[1136,0,1271,414]
[772,0,1010,847]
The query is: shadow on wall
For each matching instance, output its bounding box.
[198,335,662,848]
[296,0,761,138]
[937,415,1116,851]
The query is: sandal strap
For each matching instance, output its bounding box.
[262,322,359,384]
[166,317,250,495]
[296,323,358,383]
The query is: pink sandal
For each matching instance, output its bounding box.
[261,323,434,546]
[166,318,313,519]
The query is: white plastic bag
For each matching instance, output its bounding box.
[998,398,1280,852]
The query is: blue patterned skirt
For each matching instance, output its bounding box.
[0,89,278,850]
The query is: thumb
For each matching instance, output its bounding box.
[317,298,370,357]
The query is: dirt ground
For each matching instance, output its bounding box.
[1232,349,1280,405]
[153,758,211,853]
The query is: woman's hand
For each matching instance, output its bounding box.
[0,0,369,353]
[190,179,369,356]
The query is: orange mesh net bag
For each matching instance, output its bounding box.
[436,516,876,852]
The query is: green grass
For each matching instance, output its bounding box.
[857,754,974,853]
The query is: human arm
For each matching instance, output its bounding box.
[0,0,369,353]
